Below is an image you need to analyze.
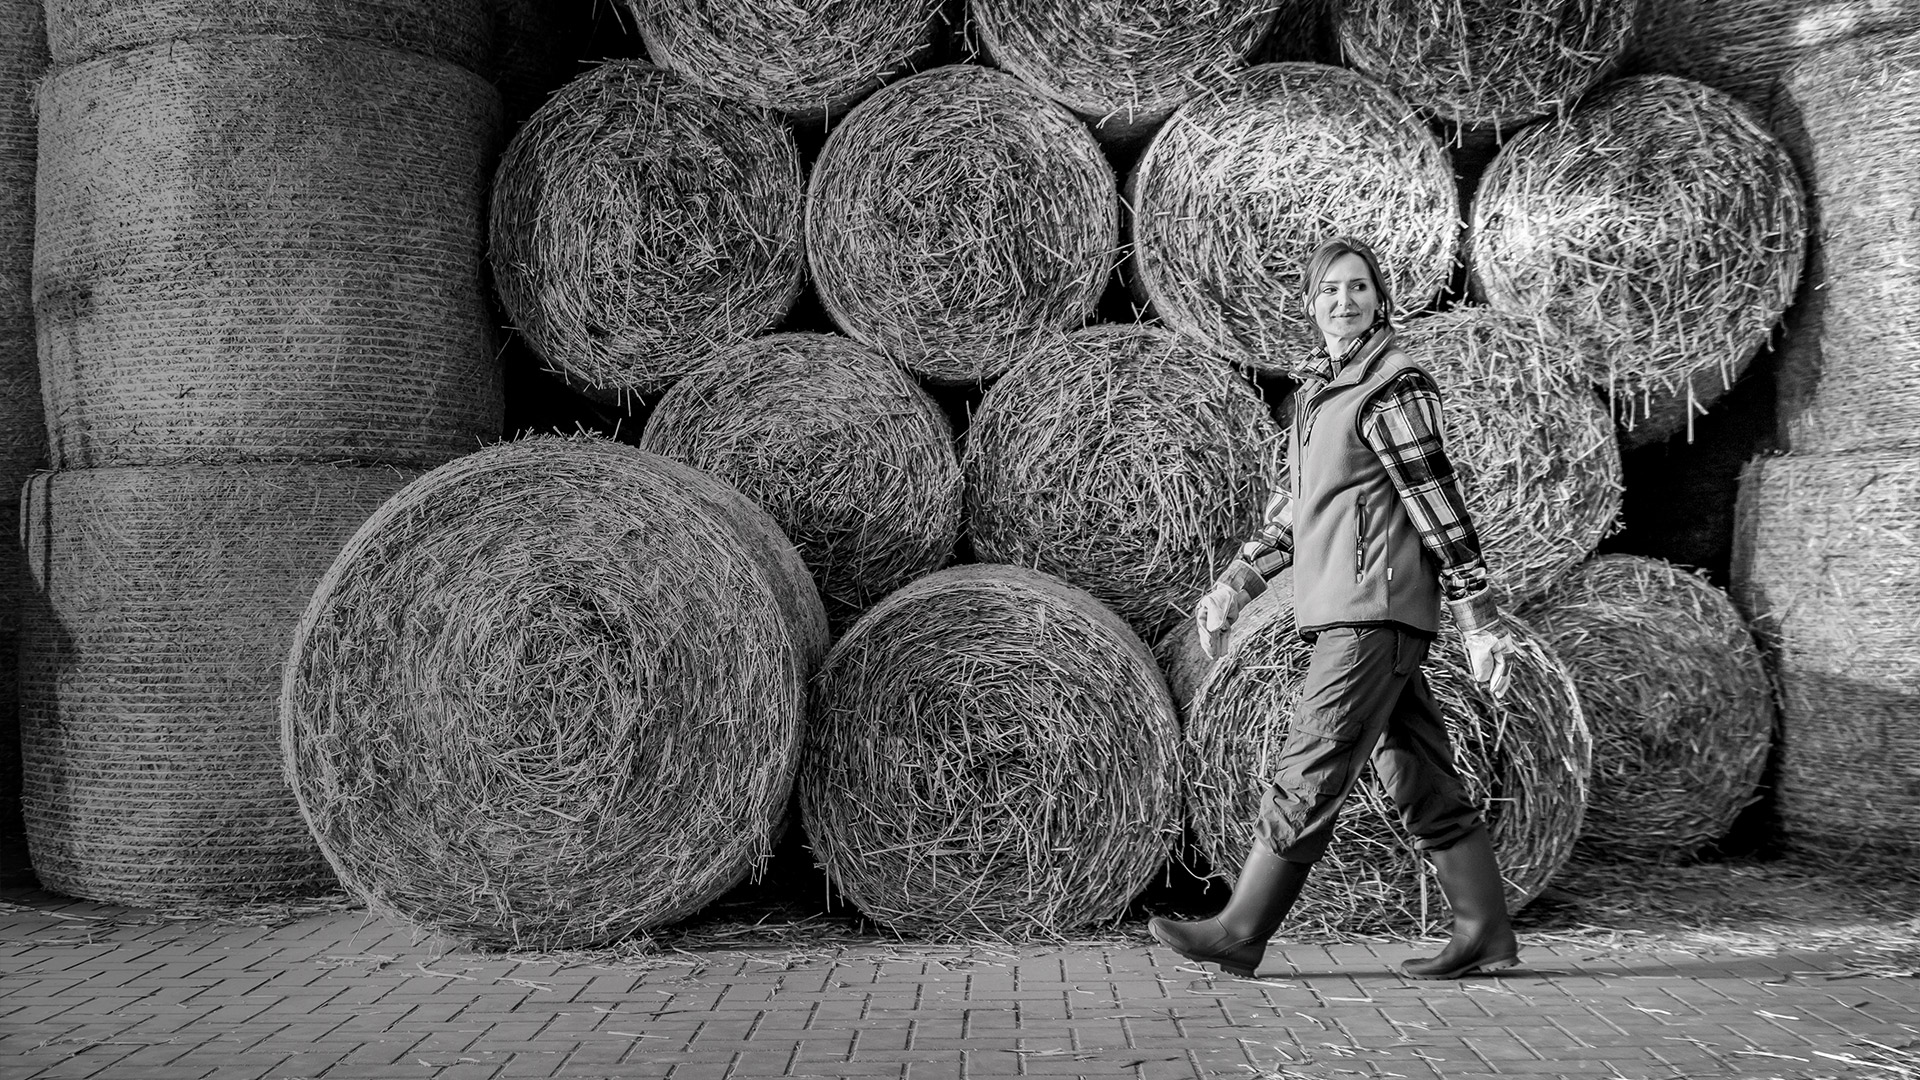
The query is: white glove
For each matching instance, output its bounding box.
[1195,582,1243,660]
[1464,628,1516,699]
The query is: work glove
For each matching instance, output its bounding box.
[1463,627,1516,700]
[1194,581,1244,660]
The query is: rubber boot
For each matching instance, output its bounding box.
[1148,844,1311,977]
[1400,825,1520,979]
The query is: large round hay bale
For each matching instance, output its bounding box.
[1129,63,1458,375]
[638,332,962,629]
[1396,307,1622,607]
[1334,0,1636,137]
[1732,450,1920,858]
[806,64,1119,386]
[0,0,46,499]
[1520,555,1773,865]
[490,61,805,400]
[623,0,945,126]
[282,438,827,950]
[961,323,1284,639]
[1163,571,1591,935]
[1769,28,1920,455]
[41,0,495,73]
[1628,1,1920,108]
[1469,74,1807,446]
[971,0,1280,144]
[0,500,31,887]
[15,463,418,906]
[33,36,504,470]
[801,564,1183,939]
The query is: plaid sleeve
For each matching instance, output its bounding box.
[1217,489,1294,602]
[1360,370,1500,632]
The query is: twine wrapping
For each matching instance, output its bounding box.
[41,0,495,74]
[1627,0,1920,108]
[0,0,46,498]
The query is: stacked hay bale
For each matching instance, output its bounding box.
[1627,0,1920,109]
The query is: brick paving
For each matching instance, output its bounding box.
[2,887,1916,1080]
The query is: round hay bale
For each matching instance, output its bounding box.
[15,463,419,907]
[1519,554,1773,864]
[1732,450,1920,859]
[1469,74,1808,446]
[0,0,46,499]
[624,0,946,126]
[1129,62,1458,375]
[33,35,504,470]
[1628,0,1920,108]
[800,563,1183,939]
[1768,28,1920,455]
[638,332,962,629]
[1334,0,1636,137]
[961,323,1284,638]
[282,437,828,950]
[41,0,495,73]
[806,64,1119,386]
[0,499,31,887]
[490,61,805,400]
[971,0,1280,144]
[1162,571,1591,935]
[1396,307,1622,607]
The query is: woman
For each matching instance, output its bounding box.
[1150,236,1519,981]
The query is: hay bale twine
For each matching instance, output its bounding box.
[638,332,962,629]
[1163,571,1591,935]
[0,500,31,887]
[1469,74,1807,446]
[1129,63,1458,375]
[490,61,805,400]
[800,564,1183,939]
[1334,0,1636,137]
[1519,555,1773,865]
[624,0,946,127]
[41,0,495,73]
[1769,28,1920,455]
[962,323,1284,639]
[14,464,418,906]
[1628,0,1920,109]
[806,64,1119,386]
[282,438,827,950]
[0,0,46,499]
[1395,307,1621,607]
[971,0,1280,144]
[1732,450,1920,858]
[33,36,504,470]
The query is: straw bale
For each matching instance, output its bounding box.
[971,0,1280,144]
[624,0,946,126]
[282,437,828,950]
[1334,0,1635,137]
[1732,450,1920,858]
[961,323,1284,639]
[1469,74,1807,446]
[806,64,1119,386]
[1163,571,1591,935]
[1768,28,1920,455]
[1519,555,1772,865]
[1129,62,1457,375]
[0,0,45,500]
[638,332,962,629]
[41,0,495,73]
[15,463,419,906]
[800,564,1183,939]
[489,61,805,400]
[0,500,30,886]
[1395,307,1621,607]
[1628,1,1920,108]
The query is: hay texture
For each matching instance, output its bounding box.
[1129,62,1457,375]
[1733,450,1920,859]
[15,464,418,907]
[41,0,495,73]
[1395,307,1621,607]
[1334,0,1636,136]
[1629,0,1920,108]
[1,0,46,499]
[625,0,946,126]
[638,332,961,628]
[1769,28,1920,455]
[962,323,1284,638]
[800,564,1182,939]
[33,35,504,470]
[282,438,828,951]
[490,61,805,400]
[971,0,1280,144]
[1162,572,1591,935]
[807,64,1119,386]
[1519,555,1772,865]
[1469,74,1807,446]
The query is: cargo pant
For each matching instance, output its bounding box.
[1254,625,1482,863]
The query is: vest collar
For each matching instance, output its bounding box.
[1314,323,1397,390]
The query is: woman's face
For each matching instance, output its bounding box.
[1312,252,1381,348]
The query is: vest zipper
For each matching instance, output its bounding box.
[1355,491,1367,583]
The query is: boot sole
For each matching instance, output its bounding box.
[1400,953,1520,980]
[1149,923,1259,978]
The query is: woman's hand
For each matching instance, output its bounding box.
[1195,582,1243,659]
[1463,628,1515,699]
